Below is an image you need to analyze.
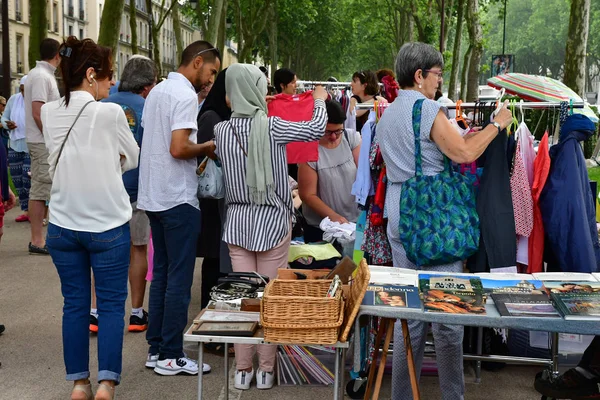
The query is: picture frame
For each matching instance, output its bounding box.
[192,321,258,337]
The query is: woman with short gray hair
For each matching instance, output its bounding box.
[377,42,513,399]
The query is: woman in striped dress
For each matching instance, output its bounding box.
[214,64,328,390]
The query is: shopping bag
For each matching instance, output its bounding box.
[197,157,225,199]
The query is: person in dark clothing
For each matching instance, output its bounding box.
[535,336,600,399]
[196,68,231,310]
[350,70,383,131]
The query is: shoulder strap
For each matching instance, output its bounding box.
[55,100,95,171]
[412,99,425,177]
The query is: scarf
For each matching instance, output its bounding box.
[9,93,26,141]
[225,64,271,205]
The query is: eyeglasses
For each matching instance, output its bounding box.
[425,69,444,80]
[325,129,344,136]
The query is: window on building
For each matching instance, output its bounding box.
[16,34,24,73]
[15,0,23,21]
[53,2,59,31]
[79,28,84,39]
[68,25,73,36]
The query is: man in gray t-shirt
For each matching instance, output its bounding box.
[23,38,61,254]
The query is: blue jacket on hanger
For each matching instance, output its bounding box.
[540,114,600,273]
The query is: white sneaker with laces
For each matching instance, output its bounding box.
[154,357,210,376]
[234,369,254,390]
[256,368,275,389]
[145,353,159,369]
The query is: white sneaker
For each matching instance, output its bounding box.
[234,369,254,390]
[145,353,159,369]
[256,368,275,389]
[154,357,210,376]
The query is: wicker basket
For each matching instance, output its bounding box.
[261,279,344,344]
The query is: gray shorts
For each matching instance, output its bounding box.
[130,201,150,246]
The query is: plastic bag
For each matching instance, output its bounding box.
[197,157,225,199]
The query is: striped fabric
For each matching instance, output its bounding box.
[487,73,598,122]
[214,99,327,252]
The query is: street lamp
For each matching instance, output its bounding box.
[188,0,198,10]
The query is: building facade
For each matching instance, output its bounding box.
[0,0,64,94]
[1,0,238,96]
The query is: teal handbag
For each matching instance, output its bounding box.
[399,99,480,266]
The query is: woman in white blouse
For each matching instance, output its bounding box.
[41,37,139,400]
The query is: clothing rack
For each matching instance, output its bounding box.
[354,101,586,110]
[297,80,384,89]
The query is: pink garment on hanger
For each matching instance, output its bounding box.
[528,132,551,273]
[511,139,534,238]
[267,91,318,163]
[517,122,536,186]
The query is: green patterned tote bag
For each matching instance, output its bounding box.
[399,99,480,266]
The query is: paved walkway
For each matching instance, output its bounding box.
[0,207,544,399]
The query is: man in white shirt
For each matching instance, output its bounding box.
[138,41,220,376]
[24,38,61,255]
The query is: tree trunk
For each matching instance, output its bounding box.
[129,0,138,54]
[269,1,278,79]
[173,1,183,63]
[28,0,48,69]
[234,0,243,62]
[217,1,228,61]
[207,0,226,45]
[98,0,126,56]
[448,0,464,100]
[465,0,482,101]
[563,0,590,97]
[460,44,471,100]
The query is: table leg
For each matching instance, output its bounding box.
[402,319,421,400]
[334,347,340,400]
[372,319,394,400]
[340,348,347,400]
[475,327,483,384]
[224,342,229,400]
[198,343,204,400]
[364,317,387,400]
[551,332,560,378]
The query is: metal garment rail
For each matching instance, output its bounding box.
[354,101,586,110]
[297,80,384,88]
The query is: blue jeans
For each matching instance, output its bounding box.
[47,223,130,384]
[146,204,200,359]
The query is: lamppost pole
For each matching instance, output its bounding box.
[2,0,11,96]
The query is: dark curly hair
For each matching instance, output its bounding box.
[58,36,113,106]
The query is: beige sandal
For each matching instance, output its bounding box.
[95,383,115,400]
[71,383,93,400]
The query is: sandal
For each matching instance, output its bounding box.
[15,214,30,223]
[71,383,93,400]
[95,383,115,400]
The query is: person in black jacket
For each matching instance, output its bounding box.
[196,68,232,309]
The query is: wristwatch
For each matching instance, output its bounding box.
[492,121,502,134]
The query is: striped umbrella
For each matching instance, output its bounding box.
[487,73,598,122]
